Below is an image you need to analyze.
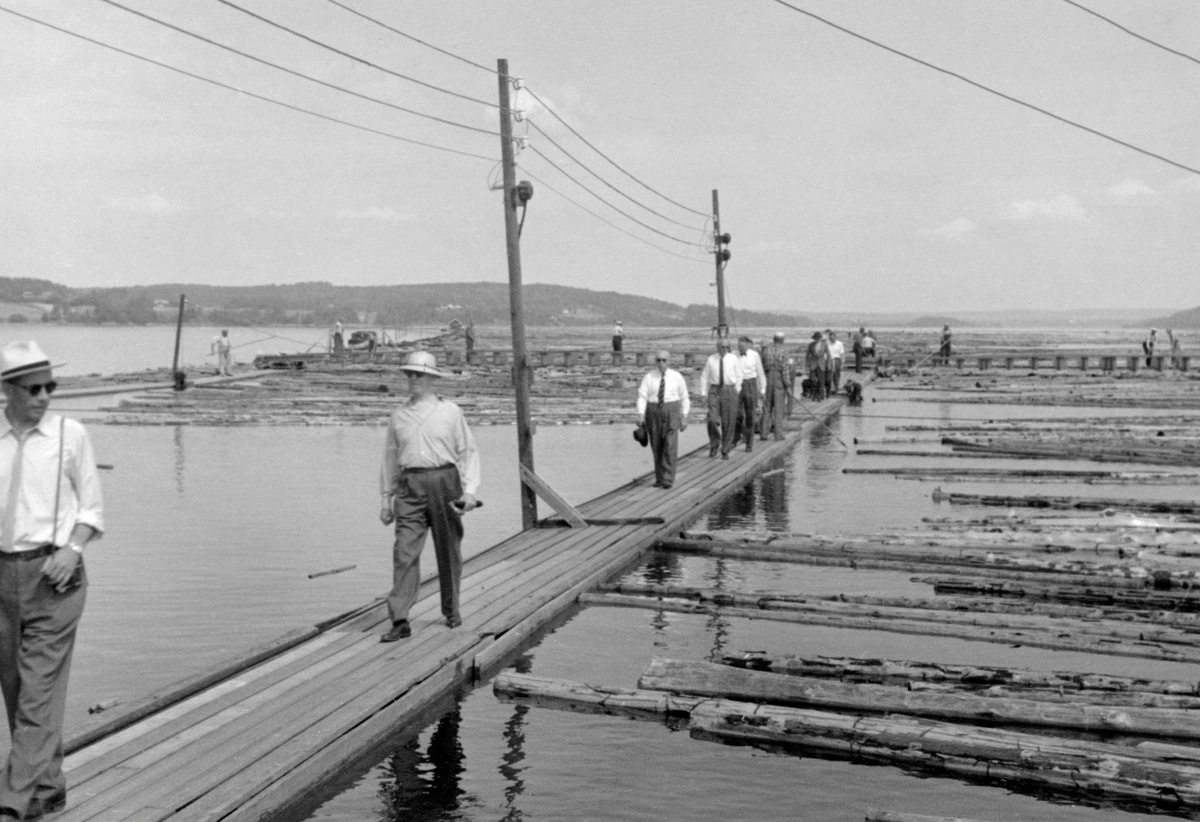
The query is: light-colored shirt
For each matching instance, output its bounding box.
[0,413,104,553]
[613,324,624,337]
[380,397,481,497]
[737,349,766,394]
[213,335,231,354]
[636,369,691,418]
[699,352,743,395]
[829,340,845,361]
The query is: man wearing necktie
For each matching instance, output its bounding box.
[636,350,690,489]
[700,339,742,460]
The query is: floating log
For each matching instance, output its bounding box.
[920,576,1200,610]
[866,813,1002,822]
[640,658,1200,739]
[580,592,1200,662]
[844,467,1200,485]
[494,672,1200,811]
[933,489,1200,515]
[722,652,1200,701]
[943,436,1200,467]
[655,536,1198,588]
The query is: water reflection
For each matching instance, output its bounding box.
[379,705,470,821]
[707,482,756,529]
[760,467,789,533]
[498,653,533,821]
[173,425,185,495]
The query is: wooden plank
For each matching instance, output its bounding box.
[520,463,588,527]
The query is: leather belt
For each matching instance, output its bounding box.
[0,544,57,560]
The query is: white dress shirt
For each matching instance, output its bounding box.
[381,397,481,497]
[636,369,691,418]
[699,352,743,395]
[737,349,766,395]
[829,340,845,361]
[0,413,104,553]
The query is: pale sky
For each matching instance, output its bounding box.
[2,1,1198,313]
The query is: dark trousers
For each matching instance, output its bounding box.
[735,379,758,449]
[0,555,86,816]
[853,343,863,374]
[808,367,826,401]
[706,385,738,456]
[388,466,464,625]
[612,335,623,352]
[761,376,787,440]
[644,401,681,487]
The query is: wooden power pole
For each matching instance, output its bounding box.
[497,58,538,530]
[712,190,731,338]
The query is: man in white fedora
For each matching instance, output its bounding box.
[379,352,479,642]
[0,341,103,820]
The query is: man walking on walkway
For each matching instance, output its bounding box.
[211,329,233,376]
[636,350,689,489]
[379,352,480,642]
[734,336,765,452]
[700,339,741,460]
[760,332,791,441]
[827,331,845,395]
[0,340,104,821]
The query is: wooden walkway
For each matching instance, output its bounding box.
[55,392,855,822]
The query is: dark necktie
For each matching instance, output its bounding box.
[718,355,724,388]
[657,374,665,405]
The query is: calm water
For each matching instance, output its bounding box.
[0,327,1191,821]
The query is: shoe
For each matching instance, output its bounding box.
[660,483,672,490]
[721,453,729,460]
[745,445,753,452]
[381,621,411,642]
[24,792,66,821]
[446,615,462,629]
[709,449,718,458]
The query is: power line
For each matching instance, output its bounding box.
[1058,0,1200,68]
[524,86,710,218]
[213,0,498,108]
[526,118,702,232]
[321,0,497,76]
[522,169,708,264]
[526,144,699,246]
[0,5,496,162]
[771,0,1200,177]
[97,0,498,137]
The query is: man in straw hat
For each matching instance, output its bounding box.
[0,341,103,820]
[379,352,479,642]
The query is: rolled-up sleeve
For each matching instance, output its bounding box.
[454,411,481,497]
[380,412,398,498]
[69,421,104,536]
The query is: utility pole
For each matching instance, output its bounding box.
[497,58,538,530]
[712,190,731,338]
[171,294,186,391]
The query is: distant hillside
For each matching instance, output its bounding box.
[905,315,965,328]
[0,278,803,328]
[1140,306,1200,330]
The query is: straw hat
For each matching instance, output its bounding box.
[0,340,64,382]
[399,351,443,377]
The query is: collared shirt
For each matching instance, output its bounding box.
[829,340,845,361]
[636,368,691,418]
[380,396,481,497]
[699,352,743,394]
[613,324,624,337]
[0,413,104,553]
[762,343,790,374]
[737,349,766,394]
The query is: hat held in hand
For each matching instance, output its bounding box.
[632,423,649,447]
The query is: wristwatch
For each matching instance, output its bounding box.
[67,543,83,554]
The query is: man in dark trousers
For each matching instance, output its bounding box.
[0,340,104,820]
[379,352,480,642]
[760,332,791,441]
[636,350,690,489]
[700,338,742,460]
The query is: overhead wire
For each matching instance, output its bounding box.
[770,0,1200,177]
[212,0,499,108]
[525,118,702,232]
[0,5,496,161]
[526,144,698,246]
[524,87,710,218]
[97,0,499,137]
[321,0,498,76]
[522,169,707,264]
[1058,0,1200,68]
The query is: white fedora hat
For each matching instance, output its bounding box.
[0,340,64,381]
[399,351,443,377]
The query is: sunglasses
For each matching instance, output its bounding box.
[15,381,57,397]
[655,358,668,362]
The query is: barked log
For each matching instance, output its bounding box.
[933,489,1200,516]
[639,658,1200,739]
[493,673,1200,811]
[599,582,1200,630]
[866,813,1002,822]
[845,467,1200,485]
[721,653,1200,706]
[921,576,1200,610]
[943,436,1200,467]
[579,592,1200,663]
[656,536,1199,589]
